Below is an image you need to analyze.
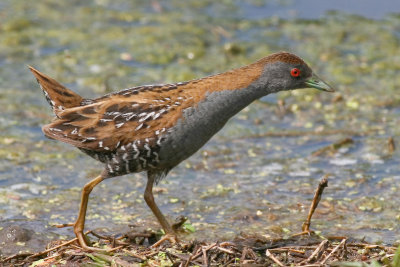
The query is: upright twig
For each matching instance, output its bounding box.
[294,175,329,236]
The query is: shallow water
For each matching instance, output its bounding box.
[0,0,400,255]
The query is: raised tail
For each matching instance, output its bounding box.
[29,66,85,116]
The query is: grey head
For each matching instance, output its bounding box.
[251,52,335,94]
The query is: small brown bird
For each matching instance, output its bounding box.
[30,52,334,250]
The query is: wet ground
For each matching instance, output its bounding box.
[0,0,400,257]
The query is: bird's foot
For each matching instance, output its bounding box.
[74,230,124,252]
[151,233,178,248]
[78,242,122,252]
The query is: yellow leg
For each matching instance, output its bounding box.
[73,174,105,251]
[144,172,178,247]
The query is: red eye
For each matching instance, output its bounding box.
[291,68,301,77]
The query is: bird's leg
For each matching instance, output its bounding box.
[73,174,106,251]
[144,172,178,247]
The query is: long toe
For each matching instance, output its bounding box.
[79,243,119,252]
[151,234,179,248]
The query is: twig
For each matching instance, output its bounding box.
[25,231,91,261]
[216,246,235,254]
[188,245,203,262]
[183,253,193,267]
[92,253,135,267]
[301,240,329,264]
[301,175,329,233]
[312,138,353,157]
[289,248,305,254]
[202,247,208,266]
[266,249,284,267]
[122,249,147,261]
[204,243,217,251]
[0,253,33,264]
[192,243,217,262]
[321,239,346,264]
[222,257,235,267]
[53,222,74,228]
[240,247,248,263]
[107,245,125,252]
[165,251,176,264]
[219,242,235,247]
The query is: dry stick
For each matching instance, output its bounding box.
[202,247,208,267]
[301,240,329,264]
[92,253,134,267]
[24,231,91,261]
[191,243,217,262]
[182,245,203,267]
[216,246,235,254]
[122,249,147,261]
[169,252,202,266]
[28,251,63,266]
[219,241,236,247]
[289,248,305,254]
[222,257,235,267]
[321,239,346,264]
[188,245,203,262]
[312,138,353,157]
[349,243,397,250]
[0,253,33,264]
[266,249,284,267]
[247,248,257,260]
[107,245,124,252]
[165,251,176,264]
[183,254,193,267]
[293,175,329,236]
[53,222,74,228]
[240,247,248,263]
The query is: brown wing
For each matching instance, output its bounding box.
[42,96,174,152]
[41,57,268,152]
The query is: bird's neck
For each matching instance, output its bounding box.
[188,61,266,96]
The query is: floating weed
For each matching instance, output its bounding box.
[182,221,196,233]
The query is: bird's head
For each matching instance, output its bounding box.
[253,52,334,93]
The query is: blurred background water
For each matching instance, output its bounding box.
[0,0,400,255]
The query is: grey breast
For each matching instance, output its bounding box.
[158,85,262,169]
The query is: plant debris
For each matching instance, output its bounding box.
[2,177,399,267]
[1,232,399,266]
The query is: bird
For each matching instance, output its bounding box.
[29,52,334,251]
